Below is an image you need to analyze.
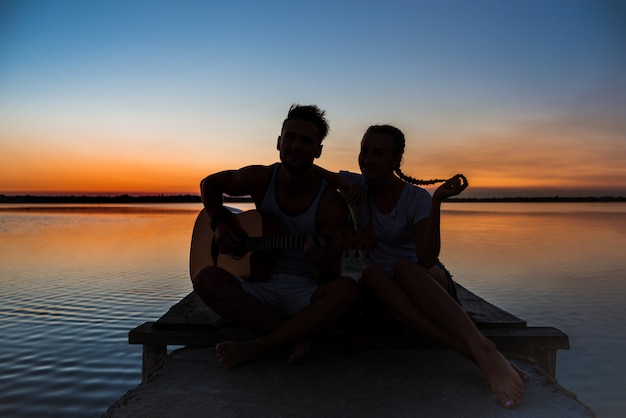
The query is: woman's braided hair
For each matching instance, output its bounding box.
[364,125,445,185]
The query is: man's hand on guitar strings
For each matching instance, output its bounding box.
[215,221,246,255]
[303,236,330,264]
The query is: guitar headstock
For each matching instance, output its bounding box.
[332,227,377,252]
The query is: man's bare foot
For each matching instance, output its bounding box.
[472,339,525,408]
[287,340,313,365]
[215,341,262,369]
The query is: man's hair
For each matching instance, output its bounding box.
[283,104,329,140]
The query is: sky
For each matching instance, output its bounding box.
[1,0,624,198]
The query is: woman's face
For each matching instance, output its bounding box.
[358,132,401,180]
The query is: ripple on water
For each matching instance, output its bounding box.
[0,265,190,417]
[2,203,625,417]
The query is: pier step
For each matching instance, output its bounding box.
[129,285,569,383]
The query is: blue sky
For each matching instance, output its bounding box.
[1,0,624,196]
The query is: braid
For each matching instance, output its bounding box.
[394,168,446,185]
[364,125,446,186]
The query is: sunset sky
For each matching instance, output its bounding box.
[1,0,624,198]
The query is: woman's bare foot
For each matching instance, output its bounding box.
[472,339,525,408]
[215,340,262,369]
[510,362,531,383]
[287,340,313,365]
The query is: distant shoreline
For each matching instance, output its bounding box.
[1,194,624,204]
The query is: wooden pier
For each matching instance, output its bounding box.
[128,284,569,384]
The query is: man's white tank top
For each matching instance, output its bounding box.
[258,163,329,278]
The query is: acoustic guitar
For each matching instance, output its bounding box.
[189,208,376,280]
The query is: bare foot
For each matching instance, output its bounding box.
[215,341,262,369]
[472,339,525,408]
[510,362,531,383]
[287,340,313,365]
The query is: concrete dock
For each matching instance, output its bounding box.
[102,343,594,417]
[103,287,594,418]
[103,250,593,418]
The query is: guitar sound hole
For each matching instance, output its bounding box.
[231,242,246,259]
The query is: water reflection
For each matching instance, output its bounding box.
[1,207,199,271]
[0,205,201,417]
[0,202,624,417]
[441,205,626,281]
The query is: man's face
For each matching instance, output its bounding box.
[277,119,323,172]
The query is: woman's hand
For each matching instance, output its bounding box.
[433,174,468,201]
[337,178,363,206]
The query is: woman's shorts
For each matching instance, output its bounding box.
[437,261,461,305]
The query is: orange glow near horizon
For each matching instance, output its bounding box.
[1,132,274,195]
[2,152,625,197]
[2,122,625,197]
[2,145,625,197]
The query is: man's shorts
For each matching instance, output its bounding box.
[235,273,320,318]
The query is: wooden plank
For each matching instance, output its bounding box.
[456,285,527,329]
[152,284,527,333]
[481,327,569,378]
[481,327,570,350]
[130,322,568,351]
[129,280,568,381]
[129,322,256,346]
[153,292,224,331]
[129,322,570,380]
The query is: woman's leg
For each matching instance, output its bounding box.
[392,259,525,408]
[360,265,465,353]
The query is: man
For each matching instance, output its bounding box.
[192,104,359,368]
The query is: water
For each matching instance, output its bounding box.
[0,202,624,417]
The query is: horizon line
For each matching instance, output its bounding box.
[1,193,625,203]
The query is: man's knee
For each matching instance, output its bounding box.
[317,276,359,307]
[192,266,230,297]
[360,264,388,287]
[335,276,360,305]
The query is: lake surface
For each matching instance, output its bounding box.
[0,202,624,417]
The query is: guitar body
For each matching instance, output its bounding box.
[189,208,377,280]
[189,209,271,280]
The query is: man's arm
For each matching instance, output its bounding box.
[312,165,363,206]
[200,165,271,252]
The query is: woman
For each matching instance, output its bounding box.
[320,124,528,409]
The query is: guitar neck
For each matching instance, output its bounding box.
[247,235,310,251]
